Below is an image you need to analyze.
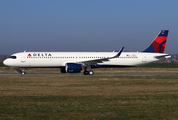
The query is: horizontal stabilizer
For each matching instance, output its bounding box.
[155,54,172,59]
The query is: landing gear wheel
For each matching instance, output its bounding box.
[21,69,25,75]
[89,71,94,75]
[83,70,89,75]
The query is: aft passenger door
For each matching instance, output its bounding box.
[142,54,146,62]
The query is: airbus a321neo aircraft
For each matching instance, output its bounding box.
[3,30,171,75]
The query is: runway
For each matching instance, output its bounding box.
[0,74,177,76]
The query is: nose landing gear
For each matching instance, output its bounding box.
[14,68,26,75]
[21,69,25,75]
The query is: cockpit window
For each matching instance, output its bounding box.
[10,56,17,59]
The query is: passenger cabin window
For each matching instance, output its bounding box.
[10,56,17,59]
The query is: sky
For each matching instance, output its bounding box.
[1,0,178,55]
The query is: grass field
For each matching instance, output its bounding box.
[1,69,178,120]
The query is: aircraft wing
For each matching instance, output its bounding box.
[77,47,124,65]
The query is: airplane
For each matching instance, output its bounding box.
[3,30,171,75]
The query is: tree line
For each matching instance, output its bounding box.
[0,55,7,62]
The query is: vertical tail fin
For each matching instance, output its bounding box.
[143,30,169,53]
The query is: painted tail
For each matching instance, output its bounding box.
[143,30,169,53]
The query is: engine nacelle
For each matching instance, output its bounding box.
[65,63,81,73]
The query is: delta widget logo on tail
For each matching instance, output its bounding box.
[143,30,169,53]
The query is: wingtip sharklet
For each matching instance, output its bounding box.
[114,47,124,58]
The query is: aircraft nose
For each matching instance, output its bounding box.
[3,59,10,66]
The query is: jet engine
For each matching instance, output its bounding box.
[65,63,82,73]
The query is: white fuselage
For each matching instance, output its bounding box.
[3,51,170,68]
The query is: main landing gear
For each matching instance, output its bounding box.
[83,65,94,75]
[83,70,94,75]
